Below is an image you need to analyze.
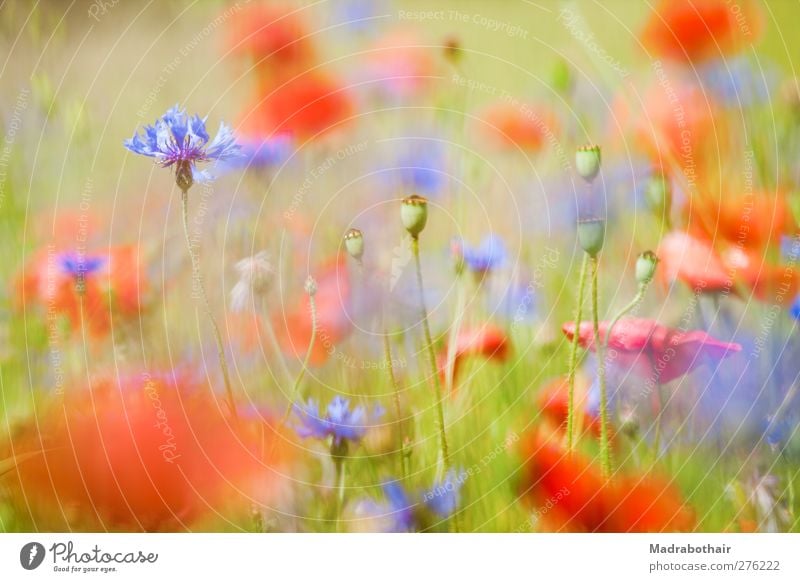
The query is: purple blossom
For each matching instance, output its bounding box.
[124,105,241,184]
[57,252,106,279]
[372,470,464,532]
[293,396,382,446]
[454,235,507,273]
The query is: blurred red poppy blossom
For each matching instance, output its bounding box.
[227,3,314,73]
[688,192,796,253]
[437,324,511,389]
[15,245,149,338]
[657,231,732,293]
[1,373,290,531]
[561,318,741,383]
[659,230,800,301]
[243,72,354,141]
[720,246,800,302]
[519,432,695,532]
[476,101,557,153]
[535,375,602,440]
[360,29,438,101]
[274,256,352,366]
[641,0,762,63]
[615,80,717,166]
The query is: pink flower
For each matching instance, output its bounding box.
[562,318,741,383]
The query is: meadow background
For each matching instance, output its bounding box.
[1,0,799,532]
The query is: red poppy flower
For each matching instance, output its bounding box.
[476,101,557,153]
[437,324,511,388]
[720,246,800,302]
[519,432,695,532]
[227,3,314,71]
[615,80,717,165]
[561,318,741,383]
[361,29,438,101]
[15,245,149,338]
[1,373,290,531]
[243,72,354,141]
[535,375,602,440]
[641,0,762,63]
[688,192,796,252]
[274,256,352,366]
[657,231,732,292]
[658,231,800,301]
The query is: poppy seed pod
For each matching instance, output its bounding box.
[644,171,672,218]
[577,219,605,257]
[635,251,659,285]
[304,275,318,297]
[401,195,429,238]
[443,36,463,65]
[344,228,364,261]
[575,144,601,183]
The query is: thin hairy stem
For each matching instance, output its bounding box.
[383,328,408,480]
[590,255,610,478]
[180,189,238,421]
[566,253,589,451]
[259,295,293,387]
[281,291,317,424]
[411,236,451,477]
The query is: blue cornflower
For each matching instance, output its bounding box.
[124,105,241,187]
[394,141,447,196]
[699,56,773,108]
[57,252,106,278]
[454,235,507,273]
[224,134,293,171]
[781,235,800,263]
[293,396,381,447]
[422,470,462,517]
[376,470,464,532]
[790,295,800,320]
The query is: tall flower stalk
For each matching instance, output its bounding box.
[124,106,241,418]
[179,188,238,419]
[344,228,408,480]
[281,276,318,424]
[573,144,611,476]
[401,195,451,478]
[293,396,381,532]
[566,253,588,451]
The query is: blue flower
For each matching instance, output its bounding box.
[381,481,415,531]
[781,235,800,263]
[394,141,447,195]
[57,252,106,279]
[455,235,507,273]
[423,470,462,517]
[124,105,241,184]
[293,396,381,446]
[223,134,293,171]
[791,295,800,320]
[374,471,463,532]
[699,56,773,108]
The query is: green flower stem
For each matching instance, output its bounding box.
[259,296,294,388]
[333,456,346,533]
[590,255,611,478]
[383,329,408,480]
[604,282,650,351]
[566,253,589,452]
[281,291,317,425]
[180,189,238,421]
[411,235,451,478]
